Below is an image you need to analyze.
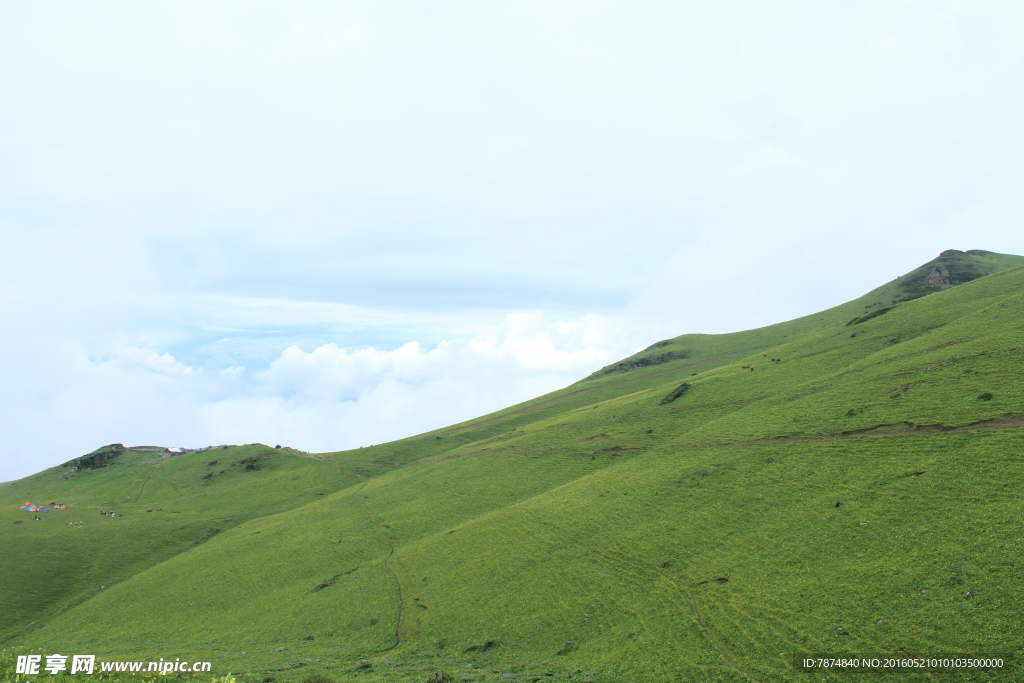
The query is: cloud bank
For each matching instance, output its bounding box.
[0,312,641,479]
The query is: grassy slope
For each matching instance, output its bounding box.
[3,250,1024,682]
[0,446,366,644]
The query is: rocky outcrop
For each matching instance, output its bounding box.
[894,249,997,302]
[924,264,951,286]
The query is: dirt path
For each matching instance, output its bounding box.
[352,481,405,652]
[132,469,156,508]
[745,412,1024,448]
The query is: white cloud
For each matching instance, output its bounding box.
[218,366,245,381]
[108,347,199,375]
[252,312,630,402]
[0,312,643,479]
[212,311,640,449]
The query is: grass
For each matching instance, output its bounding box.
[3,249,1024,682]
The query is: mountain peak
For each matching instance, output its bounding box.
[893,248,1021,303]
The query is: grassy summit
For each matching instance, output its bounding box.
[3,249,1024,682]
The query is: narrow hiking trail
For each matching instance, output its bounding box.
[352,479,407,652]
[315,461,410,651]
[132,469,156,508]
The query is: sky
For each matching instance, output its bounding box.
[2,1,1023,480]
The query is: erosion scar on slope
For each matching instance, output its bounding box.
[354,482,405,652]
[756,413,1024,446]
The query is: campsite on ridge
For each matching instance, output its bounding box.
[3,249,1024,682]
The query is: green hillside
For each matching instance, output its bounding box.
[3,249,1024,682]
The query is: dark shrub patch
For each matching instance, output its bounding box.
[63,444,125,470]
[660,382,690,405]
[313,575,341,592]
[847,306,893,326]
[302,675,334,683]
[590,350,691,377]
[195,527,221,544]
[462,640,499,653]
[978,392,994,401]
